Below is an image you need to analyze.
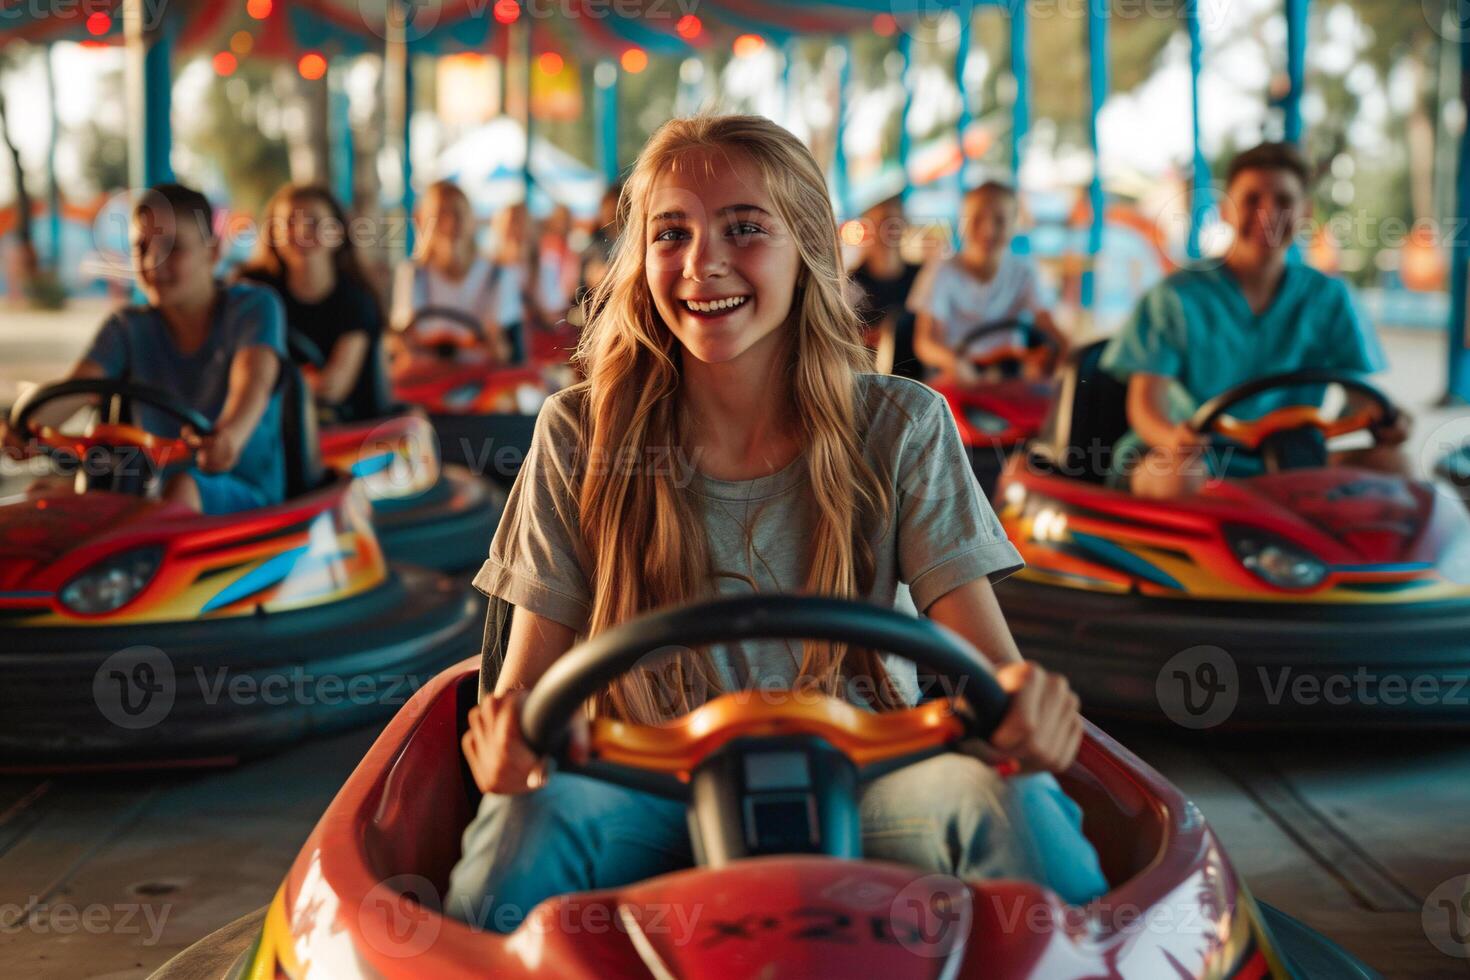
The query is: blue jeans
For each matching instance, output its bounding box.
[446,754,1108,932]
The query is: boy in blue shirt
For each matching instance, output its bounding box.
[3,184,287,514]
[1101,142,1408,497]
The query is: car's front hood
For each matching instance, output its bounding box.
[1225,468,1433,565]
[0,493,164,591]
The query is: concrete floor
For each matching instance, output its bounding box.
[2,302,1470,977]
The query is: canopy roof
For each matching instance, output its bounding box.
[0,1,1020,58]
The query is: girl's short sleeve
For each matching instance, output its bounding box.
[895,395,1024,612]
[470,392,593,632]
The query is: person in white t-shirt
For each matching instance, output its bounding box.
[910,182,1066,385]
[390,181,512,363]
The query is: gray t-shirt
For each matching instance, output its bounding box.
[472,373,1023,706]
[82,281,287,505]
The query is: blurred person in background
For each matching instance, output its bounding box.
[567,183,624,333]
[579,182,623,298]
[1100,142,1405,498]
[846,195,923,379]
[910,182,1064,385]
[390,180,511,363]
[2,184,286,514]
[534,204,580,328]
[489,202,532,363]
[237,183,388,423]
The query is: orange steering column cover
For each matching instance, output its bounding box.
[590,693,968,778]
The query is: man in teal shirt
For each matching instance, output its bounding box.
[1101,142,1408,497]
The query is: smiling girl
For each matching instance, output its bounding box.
[448,115,1105,930]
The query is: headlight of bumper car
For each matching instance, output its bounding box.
[59,545,164,614]
[1225,527,1327,590]
[964,406,1012,436]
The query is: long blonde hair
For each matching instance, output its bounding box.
[573,114,899,723]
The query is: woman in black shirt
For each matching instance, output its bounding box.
[238,184,389,422]
[848,195,924,380]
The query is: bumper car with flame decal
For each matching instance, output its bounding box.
[287,325,503,572]
[316,410,503,573]
[992,341,1470,728]
[151,597,1371,979]
[0,368,482,767]
[928,320,1060,494]
[389,307,575,483]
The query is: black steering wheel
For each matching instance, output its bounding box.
[956,318,1060,373]
[518,595,1012,866]
[11,378,214,440]
[1187,370,1398,472]
[404,306,487,359]
[10,378,215,494]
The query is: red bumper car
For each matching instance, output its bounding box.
[929,320,1060,493]
[152,597,1370,978]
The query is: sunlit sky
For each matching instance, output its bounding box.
[0,0,1421,204]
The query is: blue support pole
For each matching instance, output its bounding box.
[44,44,61,271]
[1446,5,1470,401]
[595,61,619,184]
[1081,0,1108,311]
[833,37,852,221]
[1009,0,1029,182]
[329,63,355,214]
[1186,0,1209,259]
[898,31,913,208]
[781,38,795,127]
[124,0,175,190]
[1284,0,1308,143]
[386,1,414,256]
[520,17,533,203]
[402,47,415,255]
[953,2,973,252]
[1010,0,1031,255]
